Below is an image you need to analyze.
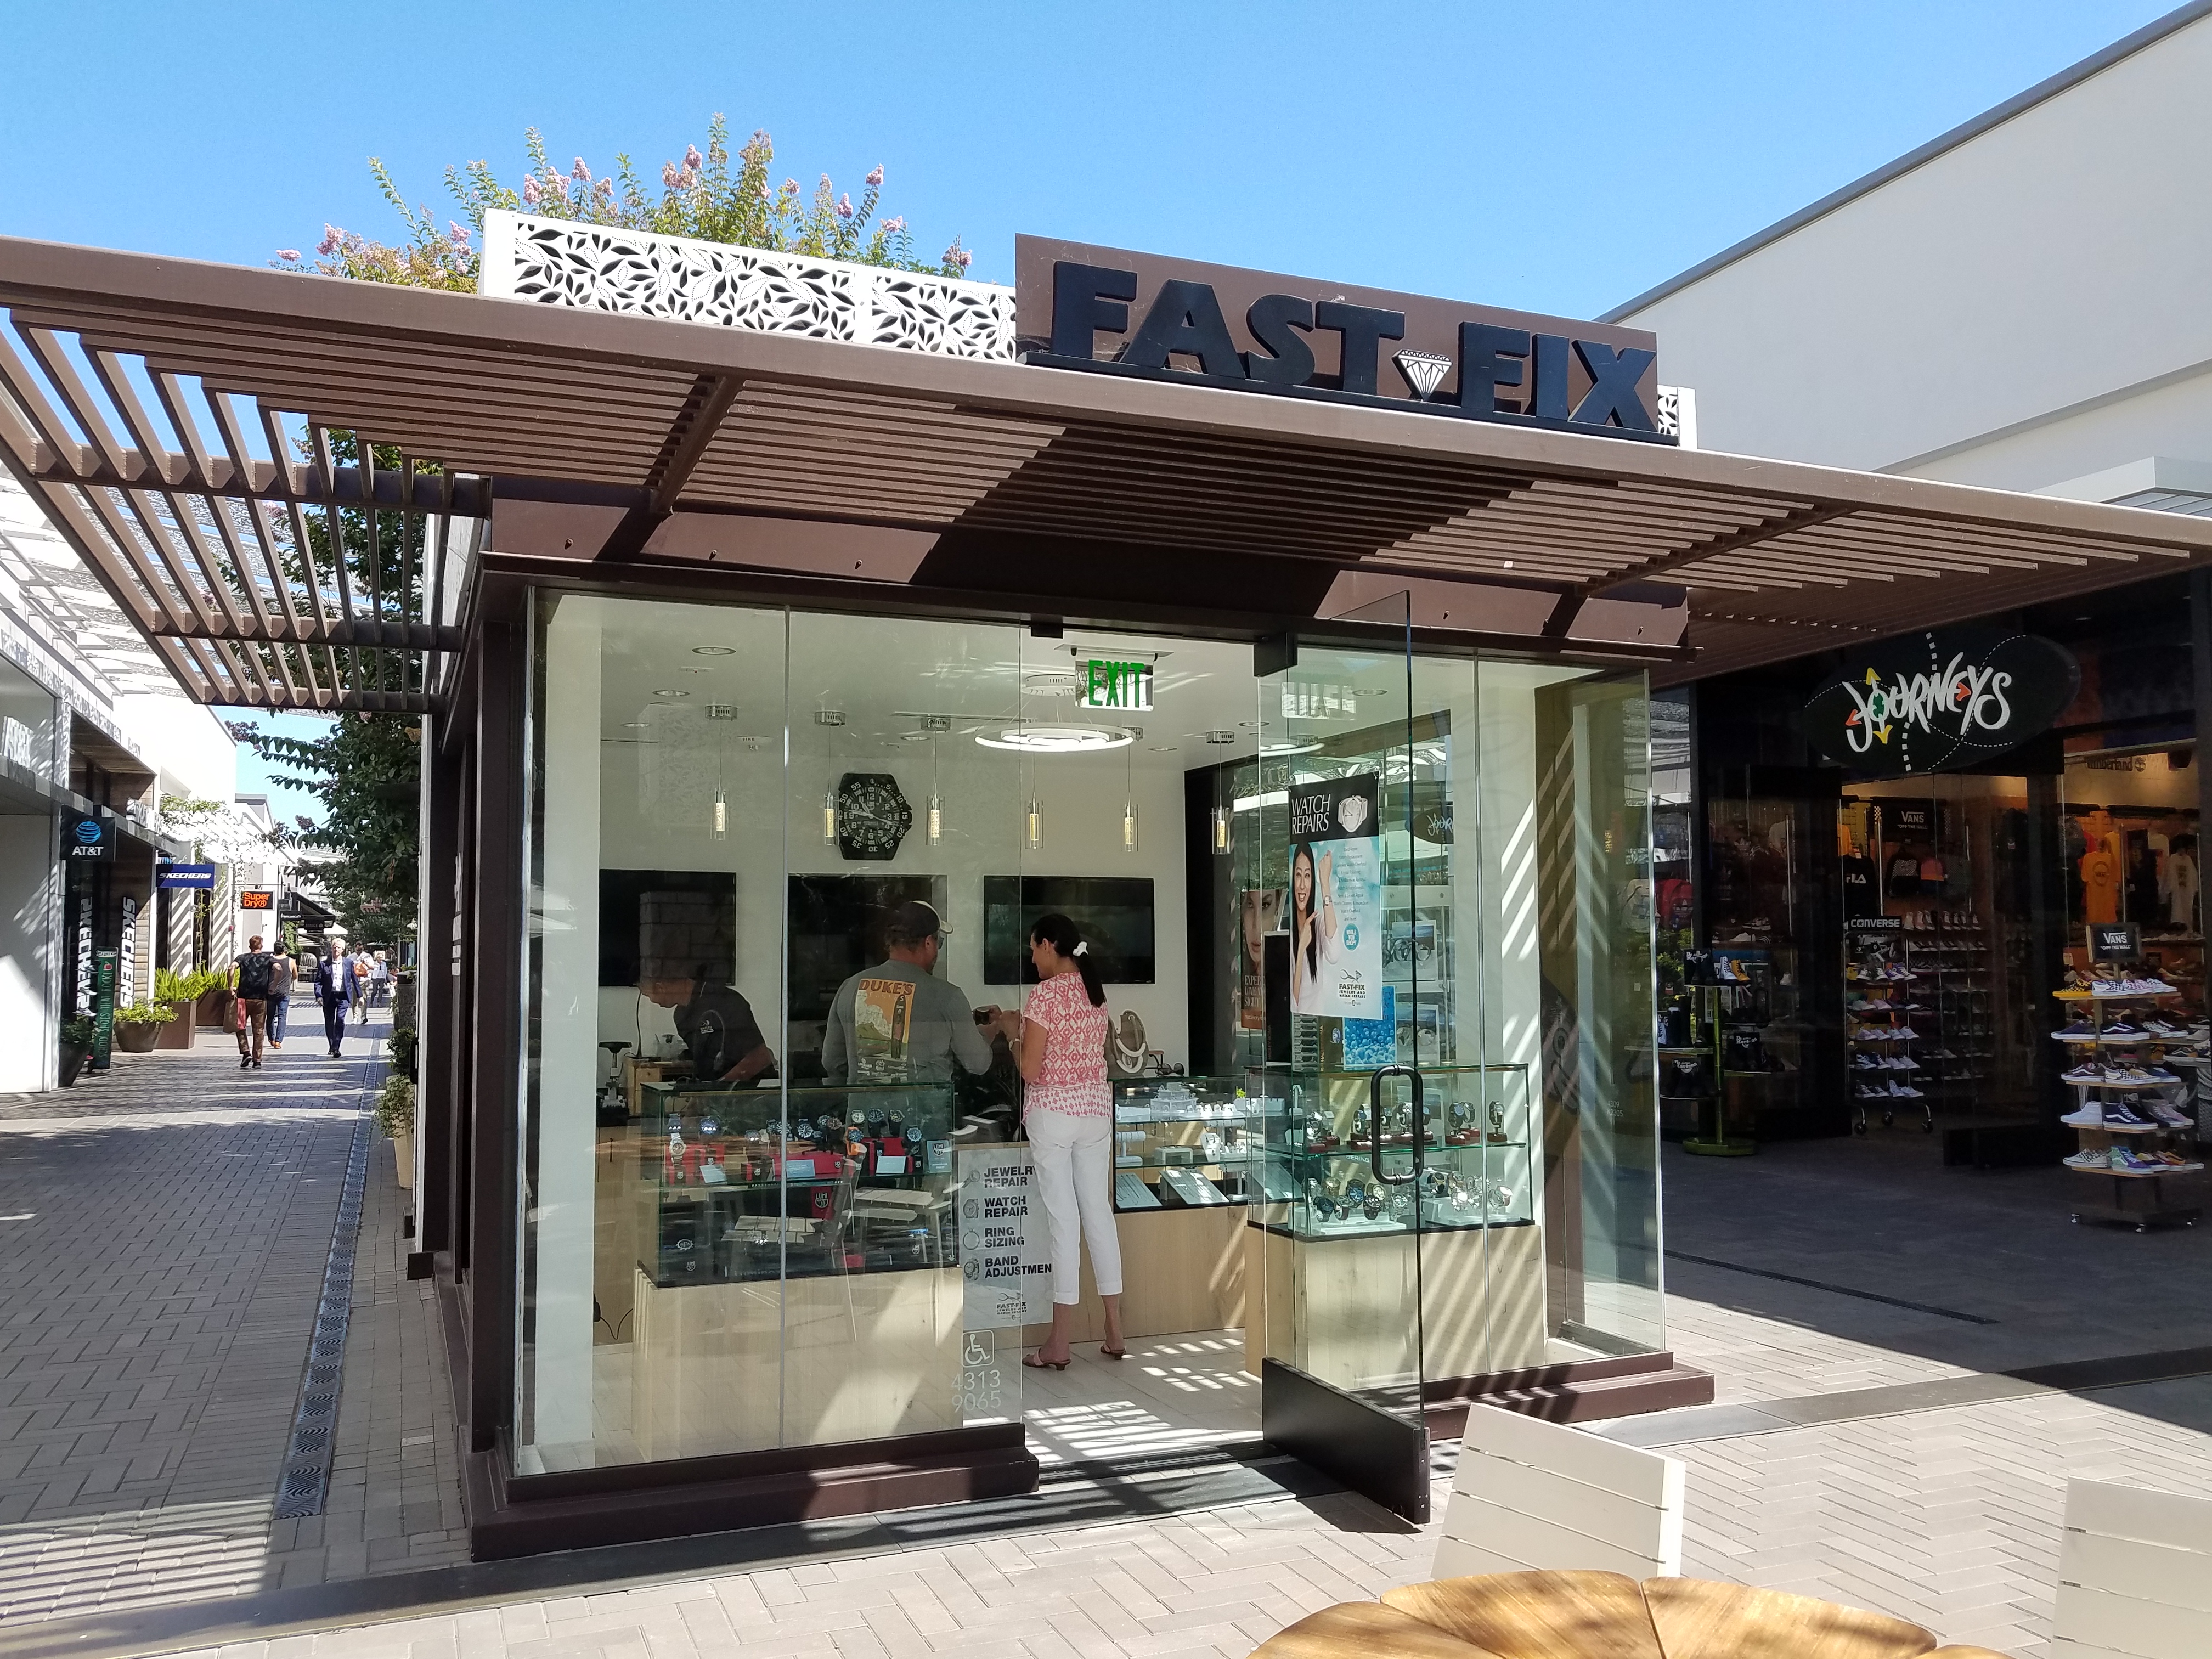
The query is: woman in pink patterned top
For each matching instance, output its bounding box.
[1002,912,1125,1368]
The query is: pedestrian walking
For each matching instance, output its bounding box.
[266,947,295,1050]
[351,952,370,1024]
[231,935,275,1070]
[314,947,353,1057]
[369,951,390,1009]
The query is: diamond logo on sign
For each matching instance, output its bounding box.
[1393,349,1453,399]
[1078,659,1152,713]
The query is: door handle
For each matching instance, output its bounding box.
[1368,1065,1421,1186]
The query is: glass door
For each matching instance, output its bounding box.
[1254,600,1440,1521]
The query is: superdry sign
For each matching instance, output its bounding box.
[1014,236,1669,443]
[1806,628,2079,775]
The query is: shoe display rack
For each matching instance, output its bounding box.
[1662,952,1769,1156]
[2053,966,2205,1233]
[1846,923,1929,1134]
[1903,910,1994,1114]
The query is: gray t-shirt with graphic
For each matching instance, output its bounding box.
[820,960,995,1084]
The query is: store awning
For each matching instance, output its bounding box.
[4,233,2211,707]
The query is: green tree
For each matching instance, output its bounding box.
[275,115,970,291]
[246,717,420,939]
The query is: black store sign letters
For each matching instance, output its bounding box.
[1017,238,1668,444]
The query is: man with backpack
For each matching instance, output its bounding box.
[232,935,276,1070]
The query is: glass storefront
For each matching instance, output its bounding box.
[517,589,1662,1476]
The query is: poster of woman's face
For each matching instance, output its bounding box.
[1238,888,1283,1029]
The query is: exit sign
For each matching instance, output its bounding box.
[1079,659,1153,713]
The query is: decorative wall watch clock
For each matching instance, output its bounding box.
[836,772,911,861]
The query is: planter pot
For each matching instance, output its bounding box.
[113,1021,162,1053]
[58,1045,87,1086]
[392,1130,415,1190]
[195,990,233,1029]
[155,1012,194,1051]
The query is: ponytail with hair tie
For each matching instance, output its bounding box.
[1030,912,1105,1006]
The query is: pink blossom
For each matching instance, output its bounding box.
[882,216,906,234]
[448,221,471,246]
[663,161,681,188]
[782,177,799,195]
[945,243,972,270]
[522,177,542,206]
[571,156,591,182]
[275,249,301,262]
[592,177,613,199]
[317,225,342,256]
[866,165,884,187]
[836,193,854,220]
[685,144,703,170]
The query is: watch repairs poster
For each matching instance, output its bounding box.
[957,1147,1053,1328]
[1285,773,1384,1018]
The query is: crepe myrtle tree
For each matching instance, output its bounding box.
[240,716,420,938]
[273,115,972,290]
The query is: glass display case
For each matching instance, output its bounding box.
[635,1080,963,1286]
[1255,1063,1534,1238]
[1110,1075,1259,1211]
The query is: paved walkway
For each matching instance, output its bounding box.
[0,998,461,1627]
[6,1069,2209,1658]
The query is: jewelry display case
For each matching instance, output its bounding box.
[634,1080,962,1286]
[1256,1063,1534,1238]
[1109,1075,1259,1211]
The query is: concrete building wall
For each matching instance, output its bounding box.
[1611,9,2212,492]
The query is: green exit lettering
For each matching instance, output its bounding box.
[1081,660,1153,712]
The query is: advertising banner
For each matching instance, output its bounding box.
[92,947,116,1070]
[1284,772,1384,1018]
[957,1148,1053,1329]
[156,864,217,890]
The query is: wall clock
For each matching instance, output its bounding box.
[836,772,911,861]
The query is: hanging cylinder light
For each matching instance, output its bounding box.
[1210,803,1232,854]
[1025,798,1043,851]
[1120,743,1139,853]
[713,789,728,836]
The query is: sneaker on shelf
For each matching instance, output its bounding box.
[1888,1081,1924,1099]
[2143,1018,2188,1038]
[2062,1064,2103,1085]
[2146,1100,2196,1128]
[2052,1022,2098,1041]
[2144,1064,2180,1082]
[2101,1022,2146,1039]
[2061,1104,2105,1127]
[2063,1148,2109,1168]
[2155,1152,2207,1172]
[2105,1103,2152,1127]
[2091,979,2124,997]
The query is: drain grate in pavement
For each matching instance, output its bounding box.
[272,1104,372,1520]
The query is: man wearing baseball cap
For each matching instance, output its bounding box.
[821,900,1001,1085]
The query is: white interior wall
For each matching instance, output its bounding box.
[1615,13,2212,487]
[532,603,602,1450]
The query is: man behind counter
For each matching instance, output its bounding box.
[639,964,777,1085]
[821,900,1000,1084]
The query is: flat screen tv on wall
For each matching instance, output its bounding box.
[599,871,736,986]
[983,877,1155,984]
[786,874,945,1022]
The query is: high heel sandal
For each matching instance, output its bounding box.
[1023,1352,1069,1371]
[1100,1344,1127,1360]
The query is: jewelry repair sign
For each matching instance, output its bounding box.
[957,1147,1053,1328]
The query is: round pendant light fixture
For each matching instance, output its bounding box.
[974,724,1135,753]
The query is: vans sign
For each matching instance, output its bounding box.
[1014,236,1669,443]
[1805,627,2078,775]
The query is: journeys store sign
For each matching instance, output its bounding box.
[1805,627,2079,775]
[1014,236,1671,443]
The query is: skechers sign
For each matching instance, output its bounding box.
[1805,628,2079,775]
[1014,236,1669,443]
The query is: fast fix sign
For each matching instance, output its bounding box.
[1015,235,1668,442]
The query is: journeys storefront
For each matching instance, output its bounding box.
[5,224,2212,1555]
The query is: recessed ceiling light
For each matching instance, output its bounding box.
[652,689,690,698]
[621,721,651,729]
[1149,745,1180,753]
[1202,730,1237,745]
[975,724,1134,753]
[1262,738,1323,756]
[692,645,736,655]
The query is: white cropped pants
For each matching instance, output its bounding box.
[1025,1108,1124,1305]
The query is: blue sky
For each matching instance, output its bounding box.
[1,0,2185,813]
